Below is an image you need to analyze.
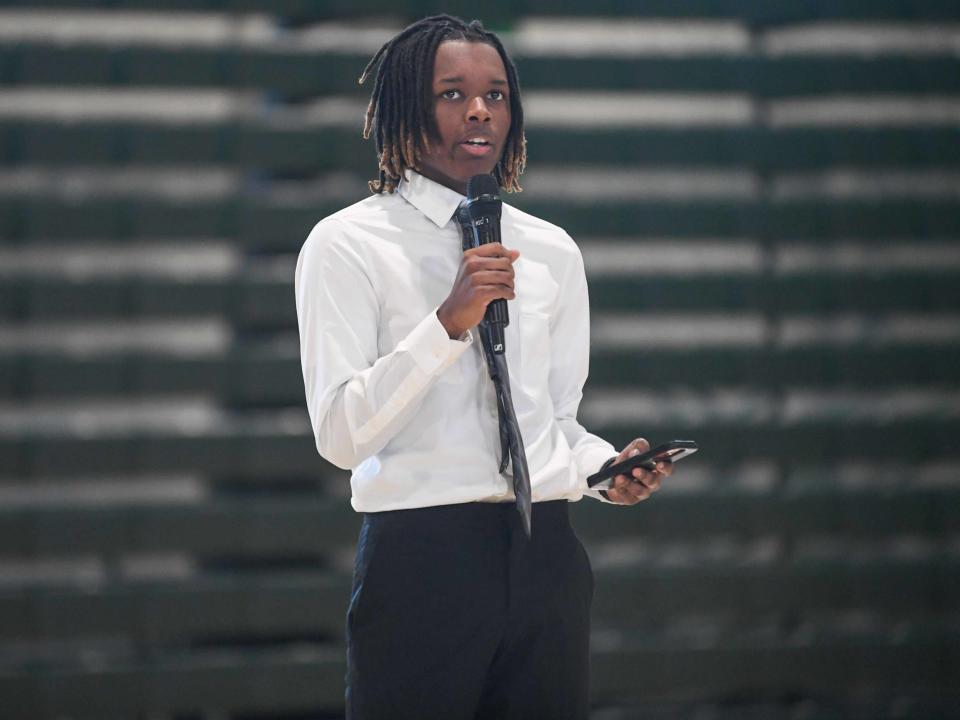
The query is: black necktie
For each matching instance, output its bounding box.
[455,205,532,537]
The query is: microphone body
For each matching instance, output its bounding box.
[465,174,508,354]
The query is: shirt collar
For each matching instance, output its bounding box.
[397,169,466,229]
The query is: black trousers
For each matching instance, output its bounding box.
[345,500,594,720]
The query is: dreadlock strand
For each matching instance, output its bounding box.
[418,28,447,153]
[404,133,417,171]
[358,41,387,86]
[362,99,376,140]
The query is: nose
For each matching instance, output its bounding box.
[466,96,492,123]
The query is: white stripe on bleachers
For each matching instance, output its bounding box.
[762,22,960,57]
[593,314,768,348]
[0,10,277,47]
[0,88,256,123]
[767,96,960,126]
[0,319,230,354]
[775,241,960,273]
[521,167,759,199]
[0,474,205,507]
[582,241,763,276]
[0,396,223,435]
[1,165,958,202]
[4,88,960,129]
[582,386,960,426]
[771,170,960,199]
[510,18,750,57]
[779,314,960,346]
[0,166,240,199]
[0,241,239,279]
[594,312,960,348]
[1,12,958,59]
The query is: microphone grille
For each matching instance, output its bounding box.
[467,173,499,200]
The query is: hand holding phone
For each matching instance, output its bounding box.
[587,440,698,491]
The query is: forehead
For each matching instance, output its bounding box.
[432,40,508,84]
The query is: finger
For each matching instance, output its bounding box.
[606,485,637,505]
[656,460,673,477]
[479,287,517,303]
[625,481,651,501]
[615,444,643,465]
[631,467,661,491]
[628,438,650,455]
[474,255,514,270]
[615,474,649,501]
[468,243,518,260]
[470,270,515,288]
[466,258,514,276]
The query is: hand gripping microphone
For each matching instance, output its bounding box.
[465,173,508,354]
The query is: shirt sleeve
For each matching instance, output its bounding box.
[294,218,473,470]
[547,235,620,503]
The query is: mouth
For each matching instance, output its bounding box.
[460,137,494,157]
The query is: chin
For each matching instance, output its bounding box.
[456,163,498,181]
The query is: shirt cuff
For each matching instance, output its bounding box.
[584,454,620,504]
[397,307,474,376]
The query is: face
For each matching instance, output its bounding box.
[417,39,512,195]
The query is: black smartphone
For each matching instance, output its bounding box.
[587,440,699,490]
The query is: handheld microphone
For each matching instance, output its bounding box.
[466,174,508,354]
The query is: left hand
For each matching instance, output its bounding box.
[604,437,673,506]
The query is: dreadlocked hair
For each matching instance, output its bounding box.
[358,14,526,194]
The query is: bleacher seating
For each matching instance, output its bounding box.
[0,2,958,718]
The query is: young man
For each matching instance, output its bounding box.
[295,15,673,720]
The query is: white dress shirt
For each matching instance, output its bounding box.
[295,169,617,512]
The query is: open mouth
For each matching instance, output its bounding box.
[461,139,493,156]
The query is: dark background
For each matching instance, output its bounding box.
[0,1,958,718]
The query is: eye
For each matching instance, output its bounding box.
[489,90,505,101]
[440,89,461,100]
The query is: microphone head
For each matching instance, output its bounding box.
[467,173,500,201]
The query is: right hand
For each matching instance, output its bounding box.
[437,243,520,339]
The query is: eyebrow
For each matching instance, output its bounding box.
[438,76,507,85]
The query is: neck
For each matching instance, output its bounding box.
[415,166,468,196]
